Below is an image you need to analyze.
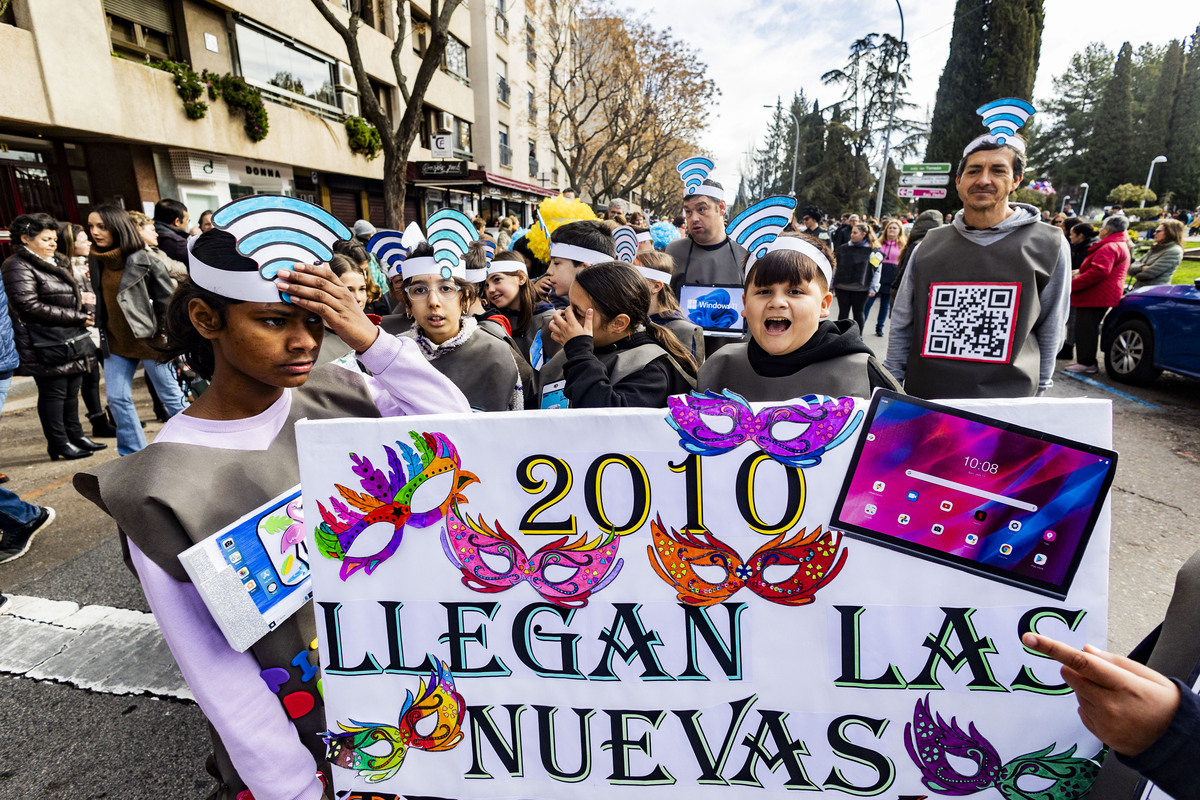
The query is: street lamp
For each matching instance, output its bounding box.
[1142,156,1167,208]
[873,0,905,220]
[1060,195,1071,214]
[1078,182,1089,216]
[763,103,800,196]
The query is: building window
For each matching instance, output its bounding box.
[528,142,538,177]
[456,118,472,155]
[497,58,510,105]
[525,18,536,65]
[527,84,536,123]
[103,0,177,60]
[499,125,512,168]
[356,0,389,35]
[443,36,469,82]
[411,5,429,55]
[235,20,337,110]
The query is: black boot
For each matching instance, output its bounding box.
[69,435,107,452]
[48,442,94,461]
[88,409,118,438]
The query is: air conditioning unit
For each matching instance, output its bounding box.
[336,61,357,92]
[437,111,454,133]
[339,91,360,117]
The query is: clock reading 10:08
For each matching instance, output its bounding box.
[964,456,1000,474]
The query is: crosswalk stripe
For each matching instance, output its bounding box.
[0,595,192,701]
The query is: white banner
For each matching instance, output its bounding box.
[297,396,1112,800]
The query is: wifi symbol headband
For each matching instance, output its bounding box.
[729,196,832,286]
[612,225,639,263]
[188,195,352,303]
[402,209,478,281]
[368,222,426,281]
[676,156,723,202]
[963,98,1035,157]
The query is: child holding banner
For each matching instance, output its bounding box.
[697,233,900,400]
[74,221,471,800]
[633,250,705,365]
[540,261,696,408]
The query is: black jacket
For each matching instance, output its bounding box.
[153,221,189,265]
[2,247,95,377]
[748,319,899,391]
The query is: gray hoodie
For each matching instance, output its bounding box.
[884,203,1070,395]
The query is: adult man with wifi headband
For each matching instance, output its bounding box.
[884,99,1070,399]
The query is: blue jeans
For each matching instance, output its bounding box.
[864,286,892,333]
[104,354,188,455]
[1,370,40,533]
[0,369,12,412]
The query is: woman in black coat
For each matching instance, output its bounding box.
[2,214,105,460]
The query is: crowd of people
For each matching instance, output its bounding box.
[1,110,1197,799]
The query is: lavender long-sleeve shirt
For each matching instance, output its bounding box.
[128,332,468,800]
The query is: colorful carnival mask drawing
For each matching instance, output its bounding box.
[441,509,623,608]
[325,657,465,783]
[647,516,847,607]
[906,695,1102,799]
[668,390,862,468]
[315,432,478,580]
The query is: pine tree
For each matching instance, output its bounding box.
[1143,40,1184,182]
[1166,27,1200,208]
[926,0,1045,168]
[1090,43,1137,201]
[925,0,987,167]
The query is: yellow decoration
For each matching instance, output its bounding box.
[527,195,598,263]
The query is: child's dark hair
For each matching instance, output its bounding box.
[464,237,493,283]
[744,233,835,293]
[157,229,250,378]
[575,261,697,378]
[633,251,680,313]
[489,252,538,335]
[400,241,475,313]
[550,220,616,264]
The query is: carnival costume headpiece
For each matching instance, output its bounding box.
[727,196,832,286]
[677,156,723,202]
[962,98,1036,158]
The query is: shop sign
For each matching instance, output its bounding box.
[417,160,470,179]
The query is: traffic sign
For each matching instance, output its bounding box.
[900,174,950,186]
[902,162,951,174]
[898,187,948,199]
[431,134,453,159]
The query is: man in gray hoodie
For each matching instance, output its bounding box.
[884,135,1070,398]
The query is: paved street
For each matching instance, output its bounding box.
[1,339,1199,798]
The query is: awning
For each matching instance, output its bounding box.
[482,171,556,198]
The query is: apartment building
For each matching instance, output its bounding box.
[0,0,559,250]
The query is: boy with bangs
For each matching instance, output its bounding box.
[697,233,899,401]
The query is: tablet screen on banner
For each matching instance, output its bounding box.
[679,283,745,336]
[179,486,313,651]
[831,390,1117,599]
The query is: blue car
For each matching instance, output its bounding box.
[1101,277,1200,385]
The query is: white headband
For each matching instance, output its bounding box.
[488,259,527,275]
[684,185,724,202]
[464,268,487,283]
[550,242,612,265]
[635,231,652,243]
[636,266,673,284]
[962,133,1027,158]
[401,257,465,281]
[745,238,834,287]
[187,235,284,303]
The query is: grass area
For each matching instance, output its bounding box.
[1173,261,1200,285]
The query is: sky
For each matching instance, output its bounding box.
[641,1,1196,192]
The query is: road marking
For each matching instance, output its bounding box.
[1057,369,1161,409]
[0,595,192,701]
[20,476,74,501]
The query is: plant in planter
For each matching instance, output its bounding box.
[150,59,208,119]
[345,116,382,160]
[205,71,270,143]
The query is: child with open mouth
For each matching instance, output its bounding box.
[697,233,900,401]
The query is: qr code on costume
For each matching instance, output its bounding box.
[921,282,1021,362]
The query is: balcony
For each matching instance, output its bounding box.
[528,156,538,176]
[495,13,509,38]
[499,143,513,167]
[497,76,510,105]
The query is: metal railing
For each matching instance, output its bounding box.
[497,76,510,104]
[495,13,508,38]
[528,156,538,175]
[499,143,513,167]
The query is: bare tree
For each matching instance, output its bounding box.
[310,0,464,227]
[542,1,717,202]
